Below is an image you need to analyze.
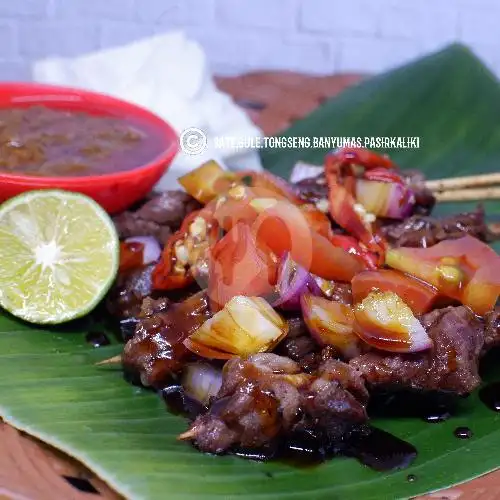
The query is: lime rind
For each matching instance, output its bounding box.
[0,190,119,325]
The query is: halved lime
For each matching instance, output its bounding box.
[0,190,119,324]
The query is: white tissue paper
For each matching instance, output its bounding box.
[32,31,264,190]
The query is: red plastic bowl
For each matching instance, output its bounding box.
[0,82,178,214]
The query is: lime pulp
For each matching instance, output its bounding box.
[0,190,119,324]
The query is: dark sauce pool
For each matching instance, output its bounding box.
[479,382,500,412]
[346,426,417,471]
[0,105,166,177]
[161,385,206,420]
[85,331,110,348]
[232,425,417,472]
[454,427,473,439]
[421,407,452,423]
[368,390,456,423]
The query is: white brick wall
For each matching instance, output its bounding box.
[0,0,499,81]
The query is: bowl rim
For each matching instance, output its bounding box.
[0,81,179,186]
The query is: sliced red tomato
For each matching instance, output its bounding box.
[299,204,332,238]
[385,235,500,315]
[351,269,439,314]
[251,199,367,282]
[213,198,258,232]
[210,186,260,232]
[178,160,236,204]
[208,222,278,311]
[152,208,215,290]
[327,177,385,255]
[325,149,393,258]
[331,147,397,170]
[210,180,310,233]
[119,241,144,273]
[329,234,379,270]
[152,233,194,290]
[235,170,304,205]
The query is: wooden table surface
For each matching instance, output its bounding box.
[1,71,499,499]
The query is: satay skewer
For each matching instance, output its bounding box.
[96,354,122,366]
[433,187,500,202]
[291,161,500,200]
[425,172,500,192]
[178,428,197,440]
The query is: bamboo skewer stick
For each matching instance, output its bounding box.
[433,187,500,202]
[425,173,500,192]
[96,355,122,366]
[290,161,500,197]
[489,223,500,239]
[178,428,197,440]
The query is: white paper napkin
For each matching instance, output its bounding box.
[32,31,263,190]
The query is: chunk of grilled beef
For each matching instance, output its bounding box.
[401,170,436,216]
[484,307,500,351]
[181,354,368,454]
[106,264,201,320]
[118,296,171,342]
[322,282,353,305]
[294,174,328,205]
[122,291,211,388]
[277,317,318,364]
[279,331,318,363]
[113,191,201,245]
[139,296,170,317]
[106,264,155,319]
[286,317,309,339]
[350,306,484,395]
[276,317,343,372]
[381,207,491,248]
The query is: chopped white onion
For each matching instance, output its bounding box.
[355,179,415,220]
[289,162,324,183]
[181,363,223,406]
[184,296,288,359]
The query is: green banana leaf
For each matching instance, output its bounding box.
[2,43,500,500]
[262,44,500,221]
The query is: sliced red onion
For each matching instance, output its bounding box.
[312,275,337,299]
[272,254,322,311]
[353,291,432,353]
[289,161,324,183]
[125,236,161,265]
[181,362,223,406]
[300,294,360,359]
[355,179,415,220]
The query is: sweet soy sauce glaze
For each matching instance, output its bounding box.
[162,378,497,473]
[0,105,166,177]
[163,384,417,472]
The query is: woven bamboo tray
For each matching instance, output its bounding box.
[1,72,498,499]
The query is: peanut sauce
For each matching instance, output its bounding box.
[0,105,166,176]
